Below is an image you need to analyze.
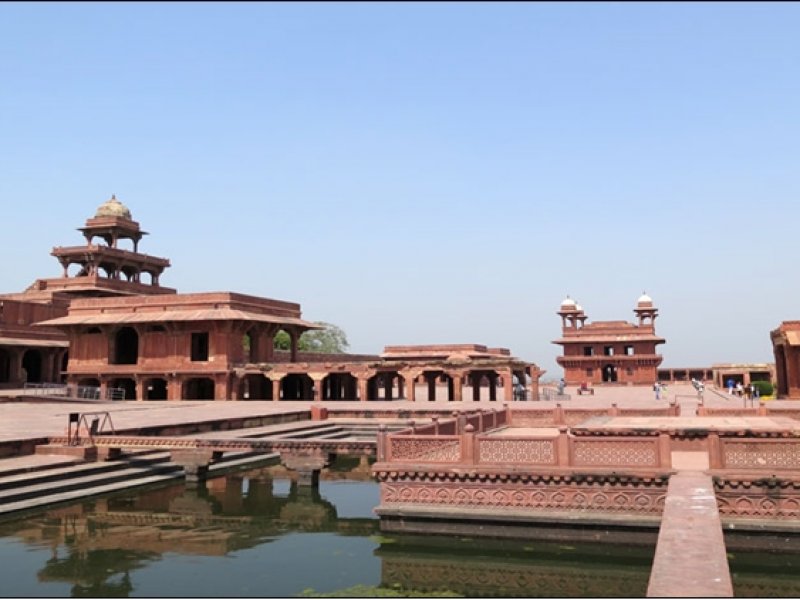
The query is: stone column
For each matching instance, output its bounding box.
[289,330,299,363]
[500,370,514,402]
[167,376,180,401]
[357,377,369,402]
[272,377,282,401]
[399,370,419,402]
[426,373,437,401]
[449,371,463,402]
[310,374,326,402]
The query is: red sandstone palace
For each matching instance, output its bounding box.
[553,294,665,386]
[1,196,542,401]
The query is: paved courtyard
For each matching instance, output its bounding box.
[0,383,785,445]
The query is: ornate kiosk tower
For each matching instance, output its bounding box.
[32,195,174,297]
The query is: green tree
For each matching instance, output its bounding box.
[273,322,349,353]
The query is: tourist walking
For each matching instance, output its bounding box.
[653,382,661,400]
[727,378,735,395]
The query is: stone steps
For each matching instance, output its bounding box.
[0,449,278,518]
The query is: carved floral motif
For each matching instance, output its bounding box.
[477,439,556,464]
[380,478,666,514]
[572,440,658,467]
[723,442,800,469]
[389,437,460,462]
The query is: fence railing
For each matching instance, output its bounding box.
[539,386,572,402]
[23,382,127,401]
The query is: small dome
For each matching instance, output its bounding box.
[560,296,577,309]
[95,194,132,220]
[637,292,653,306]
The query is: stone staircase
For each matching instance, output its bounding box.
[0,449,278,519]
[0,419,402,519]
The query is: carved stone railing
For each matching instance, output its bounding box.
[376,426,671,470]
[709,432,800,470]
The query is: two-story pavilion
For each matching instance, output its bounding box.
[553,294,665,386]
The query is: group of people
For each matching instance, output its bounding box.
[726,378,760,400]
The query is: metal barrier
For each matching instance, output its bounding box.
[540,387,571,402]
[23,382,126,400]
[67,411,116,446]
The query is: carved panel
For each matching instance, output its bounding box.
[715,480,800,520]
[389,437,460,462]
[722,441,800,470]
[477,438,556,465]
[572,440,658,467]
[381,479,666,514]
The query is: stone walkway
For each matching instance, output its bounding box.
[647,471,733,597]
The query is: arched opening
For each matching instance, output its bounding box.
[0,349,11,384]
[66,263,85,278]
[243,328,259,363]
[239,374,272,400]
[76,378,101,400]
[602,364,618,383]
[183,378,215,400]
[467,370,499,401]
[113,327,139,365]
[99,263,117,279]
[280,374,314,400]
[321,372,358,400]
[273,329,292,355]
[109,378,136,400]
[421,370,453,401]
[144,378,168,400]
[22,349,43,383]
[367,371,404,401]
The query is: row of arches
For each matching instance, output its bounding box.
[76,367,526,401]
[0,348,69,385]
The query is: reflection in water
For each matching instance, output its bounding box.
[0,455,799,597]
[378,535,654,598]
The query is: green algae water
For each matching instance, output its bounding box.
[0,457,795,597]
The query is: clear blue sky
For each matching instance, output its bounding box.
[2,2,798,378]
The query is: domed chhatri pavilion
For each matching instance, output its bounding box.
[553,293,665,386]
